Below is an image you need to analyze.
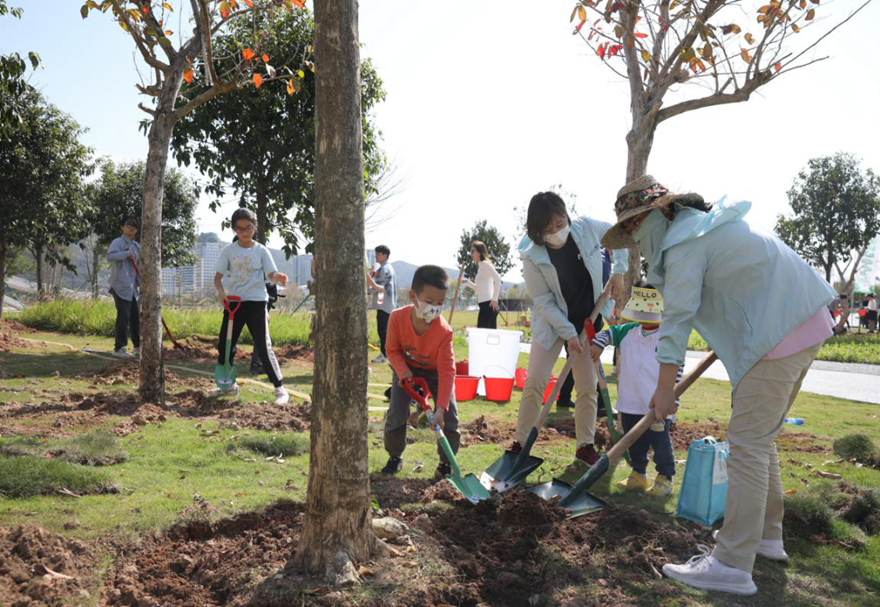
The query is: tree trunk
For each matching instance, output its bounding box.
[92,245,100,299]
[34,243,44,298]
[0,236,7,318]
[138,75,183,405]
[296,0,374,582]
[256,185,269,245]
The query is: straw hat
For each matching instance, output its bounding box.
[620,286,663,323]
[601,175,705,249]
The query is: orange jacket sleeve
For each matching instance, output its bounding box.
[385,311,410,380]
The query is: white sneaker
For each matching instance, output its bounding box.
[713,530,789,561]
[371,355,388,364]
[274,386,290,405]
[133,347,140,358]
[113,348,132,358]
[662,545,757,596]
[211,383,239,396]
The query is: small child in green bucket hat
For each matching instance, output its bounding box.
[590,284,682,497]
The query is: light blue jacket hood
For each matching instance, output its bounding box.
[519,216,628,350]
[647,197,835,390]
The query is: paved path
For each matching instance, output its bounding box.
[520,343,880,405]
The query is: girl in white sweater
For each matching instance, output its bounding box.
[461,241,503,329]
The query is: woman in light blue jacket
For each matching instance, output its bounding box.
[513,192,626,465]
[602,176,836,596]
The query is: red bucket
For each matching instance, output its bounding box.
[542,376,558,403]
[455,375,479,402]
[515,367,528,389]
[455,359,469,376]
[484,376,515,402]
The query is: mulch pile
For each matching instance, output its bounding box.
[160,340,314,366]
[0,318,34,353]
[0,526,96,607]
[461,414,510,446]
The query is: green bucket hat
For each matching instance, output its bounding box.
[601,175,705,249]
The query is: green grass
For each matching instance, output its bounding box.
[0,431,129,465]
[0,454,113,498]
[227,433,310,458]
[688,328,880,365]
[1,330,879,606]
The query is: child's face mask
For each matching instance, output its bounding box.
[415,297,443,323]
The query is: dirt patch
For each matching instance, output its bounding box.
[215,400,311,433]
[670,419,726,451]
[275,344,314,364]
[777,430,831,454]
[163,339,218,363]
[543,417,611,450]
[79,361,207,390]
[0,318,33,352]
[370,474,433,509]
[461,415,510,446]
[497,489,567,527]
[0,526,96,607]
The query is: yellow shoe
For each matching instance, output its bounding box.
[616,471,649,491]
[647,475,673,497]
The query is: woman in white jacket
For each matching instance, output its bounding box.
[461,241,503,329]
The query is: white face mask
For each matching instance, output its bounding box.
[415,297,443,323]
[544,224,571,247]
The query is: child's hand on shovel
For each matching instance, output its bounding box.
[398,370,414,388]
[649,386,677,422]
[590,344,603,362]
[433,407,446,431]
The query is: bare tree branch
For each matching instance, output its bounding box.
[108,0,170,73]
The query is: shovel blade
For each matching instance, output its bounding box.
[479,451,544,493]
[214,363,237,391]
[529,479,606,518]
[447,473,492,504]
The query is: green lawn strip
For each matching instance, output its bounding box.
[688,328,880,365]
[0,454,113,498]
[0,431,128,465]
[228,433,309,458]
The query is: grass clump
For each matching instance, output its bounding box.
[0,454,113,498]
[833,434,879,466]
[843,488,880,535]
[227,433,309,458]
[0,431,128,466]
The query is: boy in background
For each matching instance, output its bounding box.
[382,265,460,481]
[367,244,396,364]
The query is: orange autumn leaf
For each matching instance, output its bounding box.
[253,73,263,88]
[634,32,648,38]
[262,54,270,62]
[244,0,254,6]
[243,48,255,61]
[774,62,782,71]
[292,0,306,7]
[220,1,230,19]
[287,79,296,95]
[183,67,194,84]
[740,48,751,62]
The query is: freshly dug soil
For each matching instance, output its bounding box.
[670,420,726,451]
[777,430,831,454]
[461,415,510,446]
[101,480,709,607]
[274,344,314,364]
[0,318,33,352]
[0,526,95,607]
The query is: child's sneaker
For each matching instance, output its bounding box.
[434,462,451,482]
[648,474,673,497]
[371,355,388,364]
[274,386,289,405]
[113,348,132,358]
[575,444,600,466]
[381,456,402,474]
[616,471,649,491]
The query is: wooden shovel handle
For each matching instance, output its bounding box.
[604,350,718,464]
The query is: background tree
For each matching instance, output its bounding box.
[172,9,388,254]
[80,0,310,404]
[566,0,872,302]
[86,159,198,297]
[0,1,40,135]
[775,153,880,287]
[0,89,92,313]
[456,219,513,281]
[295,0,374,582]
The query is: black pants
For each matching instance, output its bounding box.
[218,301,283,388]
[477,301,498,329]
[384,367,460,464]
[111,289,139,351]
[377,310,390,357]
[620,413,675,478]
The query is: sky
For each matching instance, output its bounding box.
[3,0,879,280]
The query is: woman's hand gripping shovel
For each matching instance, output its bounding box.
[479,281,614,494]
[402,377,491,504]
[529,350,719,518]
[214,296,243,392]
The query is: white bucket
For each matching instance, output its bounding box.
[466,328,523,396]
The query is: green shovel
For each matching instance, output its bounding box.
[214,295,242,392]
[403,377,490,504]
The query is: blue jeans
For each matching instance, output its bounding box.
[620,413,675,478]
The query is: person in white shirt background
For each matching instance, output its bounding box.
[460,241,503,329]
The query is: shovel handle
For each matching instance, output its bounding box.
[402,377,444,435]
[604,350,718,466]
[223,295,243,318]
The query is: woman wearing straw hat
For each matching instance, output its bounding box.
[602,176,836,596]
[513,191,627,466]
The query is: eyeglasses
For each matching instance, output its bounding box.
[234,224,256,233]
